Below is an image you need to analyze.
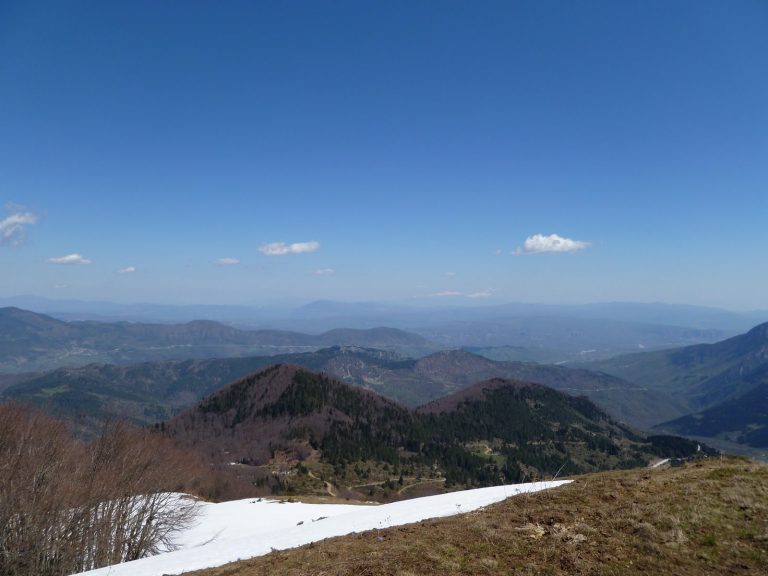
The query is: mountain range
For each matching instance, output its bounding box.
[3,298,761,362]
[3,304,768,452]
[0,307,437,372]
[2,346,678,433]
[587,322,768,449]
[4,296,763,332]
[165,364,700,494]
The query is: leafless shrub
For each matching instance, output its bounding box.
[0,403,201,576]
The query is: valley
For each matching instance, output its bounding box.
[1,305,766,575]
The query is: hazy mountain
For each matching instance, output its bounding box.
[324,348,678,427]
[416,316,729,362]
[583,322,768,448]
[263,300,767,333]
[0,297,756,362]
[0,307,438,372]
[0,372,39,394]
[2,346,675,431]
[657,370,768,449]
[0,296,294,324]
[587,322,768,409]
[166,365,700,487]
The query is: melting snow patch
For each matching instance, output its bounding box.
[74,480,570,576]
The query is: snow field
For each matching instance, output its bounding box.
[75,480,571,576]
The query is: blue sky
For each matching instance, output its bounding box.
[1,1,767,308]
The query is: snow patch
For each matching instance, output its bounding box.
[74,480,570,576]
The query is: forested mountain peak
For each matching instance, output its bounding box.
[417,377,538,414]
[165,366,700,492]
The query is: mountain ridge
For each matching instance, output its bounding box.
[165,365,702,494]
[0,307,438,372]
[2,346,673,432]
[586,321,768,449]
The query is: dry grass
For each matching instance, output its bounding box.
[189,457,768,576]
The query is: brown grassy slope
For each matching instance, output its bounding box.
[190,457,768,576]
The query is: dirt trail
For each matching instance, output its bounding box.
[307,470,337,497]
[397,478,444,495]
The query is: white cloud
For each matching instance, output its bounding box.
[314,268,335,276]
[433,289,494,299]
[259,241,320,256]
[118,266,136,274]
[494,249,502,256]
[445,271,457,278]
[515,233,590,254]
[466,291,493,299]
[48,253,92,265]
[215,257,240,266]
[0,210,38,246]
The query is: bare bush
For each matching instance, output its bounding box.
[0,403,81,575]
[0,403,201,576]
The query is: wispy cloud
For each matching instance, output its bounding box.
[48,253,92,265]
[214,257,240,266]
[314,268,335,276]
[433,289,494,299]
[494,249,502,256]
[466,291,493,299]
[117,266,136,274]
[0,209,38,246]
[445,271,457,278]
[514,233,590,254]
[259,241,319,256]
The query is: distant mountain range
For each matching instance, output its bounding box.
[0,307,438,372]
[2,346,677,433]
[3,296,763,333]
[587,322,768,449]
[4,297,765,361]
[418,316,728,361]
[165,364,700,491]
[4,303,768,452]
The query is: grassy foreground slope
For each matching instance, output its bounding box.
[190,457,768,576]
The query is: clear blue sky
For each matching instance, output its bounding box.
[1,1,766,308]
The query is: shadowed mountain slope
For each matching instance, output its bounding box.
[588,322,768,406]
[165,365,705,489]
[657,363,768,449]
[585,322,768,448]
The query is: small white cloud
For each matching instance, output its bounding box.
[117,266,136,274]
[515,233,590,254]
[0,209,38,246]
[494,249,502,256]
[466,290,493,299]
[433,288,494,299]
[48,253,92,265]
[214,257,240,266]
[445,271,457,278]
[259,240,320,256]
[314,268,335,276]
